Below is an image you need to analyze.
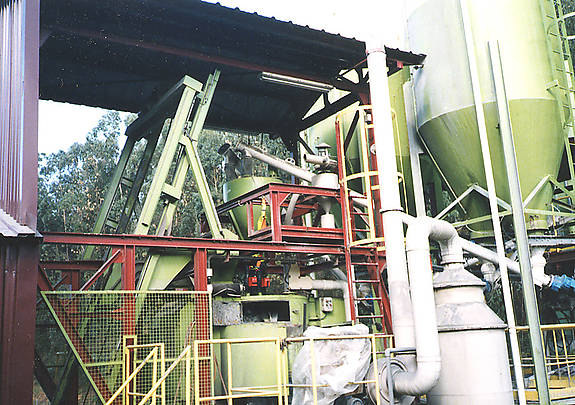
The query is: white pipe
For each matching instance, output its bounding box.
[367,41,416,364]
[289,272,352,322]
[458,237,520,274]
[393,217,447,396]
[531,247,551,288]
[303,153,338,171]
[402,212,527,277]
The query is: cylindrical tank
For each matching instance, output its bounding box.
[305,69,416,215]
[407,0,564,238]
[213,294,347,395]
[223,176,278,239]
[429,266,513,404]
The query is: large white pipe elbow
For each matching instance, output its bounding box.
[393,218,448,396]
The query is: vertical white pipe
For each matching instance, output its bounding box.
[459,2,526,403]
[366,40,416,357]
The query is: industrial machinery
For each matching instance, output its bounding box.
[35,0,575,404]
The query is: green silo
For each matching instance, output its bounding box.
[407,0,565,238]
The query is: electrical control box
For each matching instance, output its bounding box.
[320,297,334,312]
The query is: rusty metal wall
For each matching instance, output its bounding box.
[0,0,39,229]
[0,1,40,404]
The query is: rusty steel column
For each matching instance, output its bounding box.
[0,241,40,404]
[0,0,40,403]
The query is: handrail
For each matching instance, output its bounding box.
[137,345,192,405]
[105,345,161,405]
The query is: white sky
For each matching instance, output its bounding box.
[39,0,404,154]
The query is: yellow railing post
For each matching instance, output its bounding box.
[194,341,200,405]
[227,342,233,405]
[152,346,158,405]
[275,338,283,405]
[309,338,318,405]
[371,335,381,405]
[185,346,191,405]
[160,344,165,405]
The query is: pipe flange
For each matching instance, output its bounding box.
[366,358,415,405]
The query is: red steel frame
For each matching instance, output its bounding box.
[42,232,348,297]
[218,182,344,243]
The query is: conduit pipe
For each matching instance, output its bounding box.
[392,217,454,396]
[236,143,314,183]
[235,142,371,208]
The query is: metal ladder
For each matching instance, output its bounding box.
[335,106,392,332]
[539,0,575,193]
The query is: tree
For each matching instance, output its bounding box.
[38,111,124,259]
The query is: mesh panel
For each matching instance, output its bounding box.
[42,291,211,404]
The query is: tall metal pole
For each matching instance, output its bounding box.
[489,40,550,404]
[458,1,526,402]
[366,39,416,364]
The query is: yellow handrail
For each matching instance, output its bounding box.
[138,345,192,405]
[105,344,163,405]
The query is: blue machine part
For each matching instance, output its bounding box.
[549,274,575,292]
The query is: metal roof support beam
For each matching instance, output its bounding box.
[297,92,360,132]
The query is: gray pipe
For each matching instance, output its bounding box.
[236,142,313,183]
[236,142,371,209]
[489,40,550,402]
[303,153,338,171]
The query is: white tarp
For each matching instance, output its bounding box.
[291,324,372,405]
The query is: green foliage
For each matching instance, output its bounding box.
[171,129,290,236]
[37,111,291,244]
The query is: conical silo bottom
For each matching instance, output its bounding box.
[418,98,563,239]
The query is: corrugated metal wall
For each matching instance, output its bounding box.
[0,0,39,229]
[0,1,40,404]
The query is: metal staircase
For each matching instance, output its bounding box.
[335,106,392,332]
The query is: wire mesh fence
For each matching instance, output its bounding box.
[41,290,211,404]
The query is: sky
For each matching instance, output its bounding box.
[39,0,404,154]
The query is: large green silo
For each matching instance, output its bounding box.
[407,0,565,238]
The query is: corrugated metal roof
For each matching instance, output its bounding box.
[39,0,424,148]
[0,209,37,238]
[205,1,365,42]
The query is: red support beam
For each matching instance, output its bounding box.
[42,232,345,255]
[270,191,282,242]
[194,249,208,291]
[121,245,136,290]
[0,241,39,404]
[40,260,104,271]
